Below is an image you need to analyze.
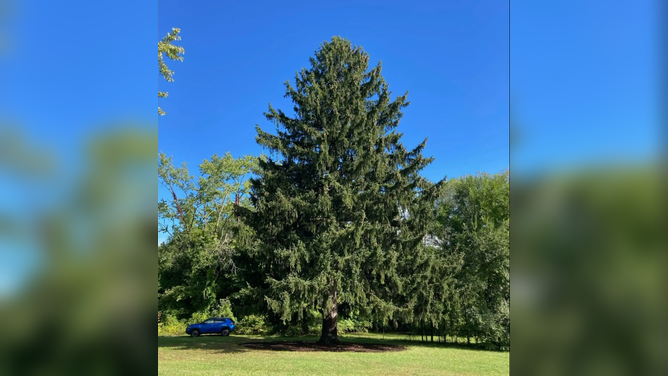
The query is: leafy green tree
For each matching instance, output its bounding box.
[158,152,256,317]
[158,28,184,116]
[435,171,510,349]
[238,37,440,344]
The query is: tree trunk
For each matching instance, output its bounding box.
[301,315,310,335]
[318,292,339,345]
[431,321,434,342]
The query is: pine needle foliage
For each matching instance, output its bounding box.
[238,37,441,344]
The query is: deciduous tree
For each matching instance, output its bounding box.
[158,152,256,317]
[158,28,184,116]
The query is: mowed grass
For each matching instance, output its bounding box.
[158,333,509,376]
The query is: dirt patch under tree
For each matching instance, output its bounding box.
[239,341,407,353]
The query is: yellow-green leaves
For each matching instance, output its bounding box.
[158,28,184,116]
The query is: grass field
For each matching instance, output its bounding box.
[158,333,509,376]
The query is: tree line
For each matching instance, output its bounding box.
[158,37,509,350]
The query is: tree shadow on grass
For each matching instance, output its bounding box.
[239,341,406,353]
[340,334,507,353]
[158,335,251,354]
[158,334,506,354]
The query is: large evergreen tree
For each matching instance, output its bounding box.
[239,37,439,344]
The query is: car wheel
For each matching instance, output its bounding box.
[191,330,200,338]
[221,328,230,337]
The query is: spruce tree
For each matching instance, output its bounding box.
[240,37,439,344]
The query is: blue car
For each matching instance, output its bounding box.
[186,317,235,337]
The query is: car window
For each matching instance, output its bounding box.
[203,319,214,324]
[214,319,224,323]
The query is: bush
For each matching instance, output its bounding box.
[158,314,187,336]
[235,314,270,335]
[338,317,371,333]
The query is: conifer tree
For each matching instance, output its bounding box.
[239,37,439,344]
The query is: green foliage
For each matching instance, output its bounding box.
[428,170,510,349]
[209,298,236,322]
[337,317,372,333]
[266,309,322,336]
[188,311,211,325]
[158,314,186,336]
[159,152,256,317]
[238,37,441,341]
[235,314,270,335]
[158,28,184,115]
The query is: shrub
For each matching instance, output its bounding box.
[235,314,270,335]
[158,314,186,336]
[338,317,371,333]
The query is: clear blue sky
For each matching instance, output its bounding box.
[158,0,510,185]
[512,0,659,175]
[1,1,154,144]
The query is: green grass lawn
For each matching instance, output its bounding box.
[158,333,509,376]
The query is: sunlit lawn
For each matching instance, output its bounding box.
[158,333,509,376]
